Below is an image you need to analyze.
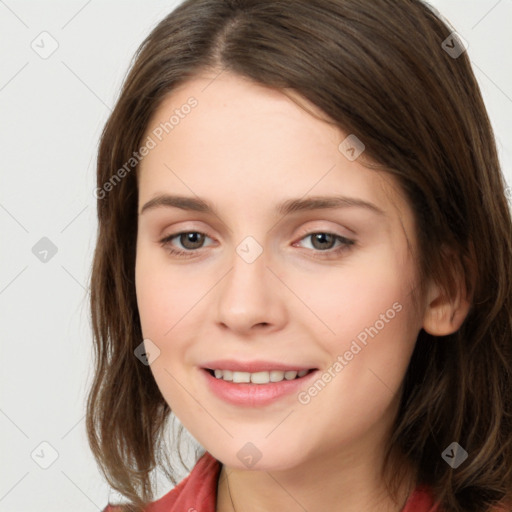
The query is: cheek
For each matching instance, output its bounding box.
[135,247,197,338]
[134,252,212,395]
[293,246,420,405]
[286,242,418,344]
[338,257,419,373]
[135,266,167,338]
[297,288,419,449]
[135,257,195,409]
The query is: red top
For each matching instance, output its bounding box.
[103,451,444,512]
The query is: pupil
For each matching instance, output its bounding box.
[313,233,334,249]
[182,232,204,249]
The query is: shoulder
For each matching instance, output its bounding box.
[102,451,222,512]
[402,485,440,512]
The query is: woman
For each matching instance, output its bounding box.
[87,1,512,511]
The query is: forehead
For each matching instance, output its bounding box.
[138,72,413,233]
[142,72,344,167]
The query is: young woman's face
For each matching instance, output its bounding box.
[135,71,425,471]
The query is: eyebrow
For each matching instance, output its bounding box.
[139,193,386,218]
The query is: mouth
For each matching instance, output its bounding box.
[204,368,317,384]
[200,365,320,407]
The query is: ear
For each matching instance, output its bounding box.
[422,247,473,336]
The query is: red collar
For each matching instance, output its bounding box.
[105,451,440,512]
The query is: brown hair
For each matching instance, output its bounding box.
[86,1,512,511]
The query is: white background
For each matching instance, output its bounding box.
[1,1,511,510]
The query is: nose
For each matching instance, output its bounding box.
[215,243,287,335]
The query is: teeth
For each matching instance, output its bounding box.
[210,369,311,384]
[232,371,251,383]
[270,370,285,382]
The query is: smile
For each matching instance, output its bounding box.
[200,365,320,407]
[207,368,313,384]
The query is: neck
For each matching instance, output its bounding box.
[216,446,416,512]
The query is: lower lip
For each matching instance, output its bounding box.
[201,368,319,407]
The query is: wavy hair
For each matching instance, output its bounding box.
[86,1,512,511]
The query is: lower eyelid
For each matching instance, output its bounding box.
[161,232,214,249]
[162,232,342,244]
[294,233,353,249]
[160,231,354,255]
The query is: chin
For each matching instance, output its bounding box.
[206,439,308,472]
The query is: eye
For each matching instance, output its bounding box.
[159,231,214,258]
[294,232,355,258]
[159,230,356,259]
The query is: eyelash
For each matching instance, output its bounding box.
[158,230,355,260]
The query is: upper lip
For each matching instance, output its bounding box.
[201,359,317,373]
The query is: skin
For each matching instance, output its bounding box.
[135,70,470,512]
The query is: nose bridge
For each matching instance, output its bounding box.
[226,234,271,305]
[216,234,284,330]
